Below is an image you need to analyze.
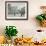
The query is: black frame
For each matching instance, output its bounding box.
[5,1,28,20]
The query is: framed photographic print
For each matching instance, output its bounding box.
[5,1,28,20]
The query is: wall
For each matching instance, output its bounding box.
[0,0,46,41]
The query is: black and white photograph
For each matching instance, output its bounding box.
[5,1,28,20]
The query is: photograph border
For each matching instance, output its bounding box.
[5,1,28,20]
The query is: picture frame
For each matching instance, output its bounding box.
[5,1,28,20]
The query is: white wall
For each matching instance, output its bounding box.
[0,0,46,41]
